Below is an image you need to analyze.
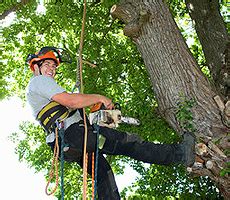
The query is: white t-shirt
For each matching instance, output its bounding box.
[26,75,82,143]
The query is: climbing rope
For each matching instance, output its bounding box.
[45,121,66,199]
[45,1,96,199]
[77,1,99,199]
[76,0,87,92]
[75,1,97,199]
[78,0,88,198]
[45,126,60,196]
[91,152,95,199]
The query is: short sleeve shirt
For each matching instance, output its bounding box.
[26,75,82,143]
[27,75,65,117]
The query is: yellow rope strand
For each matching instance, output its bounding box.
[91,152,95,199]
[82,109,88,199]
[45,1,91,198]
[79,0,87,92]
[77,1,90,199]
[45,127,60,195]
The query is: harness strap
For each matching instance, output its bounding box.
[78,108,91,126]
[37,101,75,132]
[45,109,67,131]
[37,101,67,120]
[39,105,66,123]
[59,123,65,200]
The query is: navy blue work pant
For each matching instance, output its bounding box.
[49,122,183,200]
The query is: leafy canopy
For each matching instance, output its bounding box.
[2,0,227,199]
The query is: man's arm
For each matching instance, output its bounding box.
[52,92,113,109]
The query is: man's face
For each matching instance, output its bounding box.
[40,59,57,78]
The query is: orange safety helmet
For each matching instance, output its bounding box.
[26,46,72,71]
[29,51,60,71]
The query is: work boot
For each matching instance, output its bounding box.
[181,132,196,167]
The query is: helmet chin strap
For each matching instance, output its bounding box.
[32,62,43,76]
[37,61,43,75]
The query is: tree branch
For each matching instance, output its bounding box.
[110,3,150,39]
[0,0,30,21]
[214,95,230,127]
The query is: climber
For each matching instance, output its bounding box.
[26,47,195,200]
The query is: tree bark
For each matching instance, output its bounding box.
[111,0,230,199]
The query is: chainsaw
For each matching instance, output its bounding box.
[89,103,140,128]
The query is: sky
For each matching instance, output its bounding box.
[0,97,54,200]
[0,97,138,199]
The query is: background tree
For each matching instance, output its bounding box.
[2,0,229,199]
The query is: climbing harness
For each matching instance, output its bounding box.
[42,105,88,199]
[41,101,70,199]
[37,101,70,132]
[35,0,105,198]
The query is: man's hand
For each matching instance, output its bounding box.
[100,96,114,110]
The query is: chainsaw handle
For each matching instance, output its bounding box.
[114,103,121,110]
[90,102,121,113]
[90,102,106,113]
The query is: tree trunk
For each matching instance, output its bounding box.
[111,0,230,199]
[185,0,230,100]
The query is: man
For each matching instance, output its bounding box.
[26,47,195,199]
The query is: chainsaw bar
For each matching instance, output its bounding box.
[89,109,140,128]
[120,116,140,126]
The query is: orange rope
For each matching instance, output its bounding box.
[82,109,88,199]
[83,152,89,198]
[91,152,95,199]
[79,0,87,91]
[45,1,93,198]
[77,1,90,199]
[78,1,96,198]
[45,127,59,195]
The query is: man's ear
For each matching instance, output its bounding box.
[33,64,40,76]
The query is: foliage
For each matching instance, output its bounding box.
[122,162,222,199]
[9,121,83,199]
[2,0,228,199]
[0,1,19,16]
[220,161,230,177]
[176,95,197,132]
